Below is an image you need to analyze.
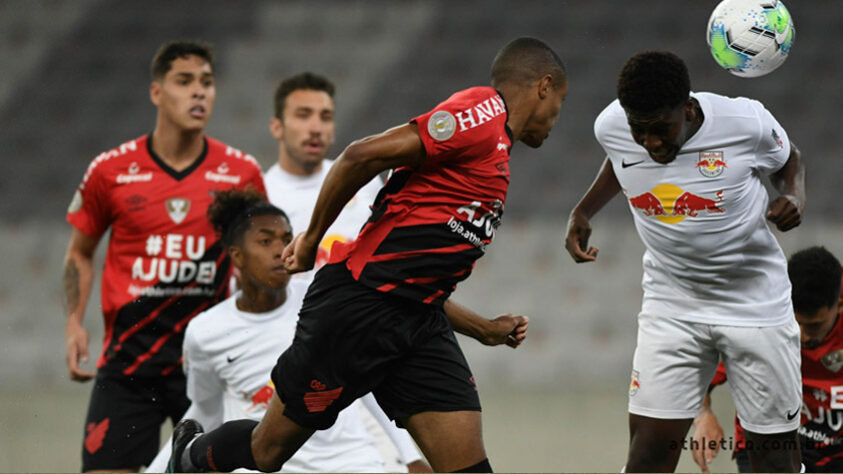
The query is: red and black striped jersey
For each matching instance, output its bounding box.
[329,86,512,305]
[66,134,265,377]
[712,272,843,465]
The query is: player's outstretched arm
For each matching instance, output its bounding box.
[691,388,724,474]
[443,299,528,348]
[283,123,426,273]
[63,228,100,382]
[767,142,806,232]
[565,156,621,263]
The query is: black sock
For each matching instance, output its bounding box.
[189,419,260,472]
[453,458,493,473]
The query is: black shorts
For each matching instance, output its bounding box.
[81,370,189,471]
[272,262,481,430]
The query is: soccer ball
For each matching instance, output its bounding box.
[706,0,795,78]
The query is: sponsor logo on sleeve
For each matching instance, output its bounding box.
[68,190,83,213]
[428,110,457,141]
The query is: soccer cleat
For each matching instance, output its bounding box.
[167,418,204,473]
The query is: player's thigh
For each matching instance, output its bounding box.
[272,263,434,430]
[716,319,801,434]
[372,316,481,425]
[628,312,720,419]
[81,373,167,472]
[403,410,485,473]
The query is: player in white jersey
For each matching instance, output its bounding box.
[263,73,383,276]
[565,51,806,473]
[262,72,427,472]
[146,189,417,473]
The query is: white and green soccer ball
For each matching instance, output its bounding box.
[706,0,795,78]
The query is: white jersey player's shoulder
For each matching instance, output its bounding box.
[692,92,767,120]
[184,296,237,345]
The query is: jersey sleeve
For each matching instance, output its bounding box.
[183,322,225,404]
[410,96,496,163]
[240,160,266,195]
[66,158,112,239]
[752,101,791,175]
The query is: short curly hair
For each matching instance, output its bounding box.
[207,188,289,247]
[789,246,842,315]
[617,51,690,116]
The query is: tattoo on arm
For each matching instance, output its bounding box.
[63,260,80,315]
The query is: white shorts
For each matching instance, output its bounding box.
[628,312,801,434]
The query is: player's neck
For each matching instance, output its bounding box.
[278,150,323,176]
[496,85,528,140]
[150,126,205,172]
[236,283,287,314]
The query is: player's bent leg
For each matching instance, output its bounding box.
[625,414,693,473]
[250,392,315,472]
[743,429,800,473]
[403,410,487,473]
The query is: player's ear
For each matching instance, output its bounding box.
[150,81,161,107]
[537,74,553,100]
[684,99,696,121]
[229,245,244,268]
[269,117,284,141]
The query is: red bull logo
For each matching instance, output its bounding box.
[629,184,724,224]
[629,370,641,397]
[696,151,727,178]
[315,234,348,269]
[246,381,275,412]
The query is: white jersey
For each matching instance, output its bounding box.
[264,160,382,271]
[594,92,793,327]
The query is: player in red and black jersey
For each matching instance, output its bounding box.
[692,247,843,473]
[168,37,567,473]
[62,40,265,472]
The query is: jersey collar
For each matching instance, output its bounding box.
[146,134,208,181]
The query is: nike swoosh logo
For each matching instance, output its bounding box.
[622,160,644,168]
[226,354,242,363]
[786,409,799,420]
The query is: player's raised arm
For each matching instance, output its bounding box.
[767,141,806,232]
[565,156,621,263]
[283,123,426,273]
[63,228,100,382]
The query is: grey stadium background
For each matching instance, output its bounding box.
[0,0,841,471]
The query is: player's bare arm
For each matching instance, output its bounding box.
[565,156,622,263]
[767,141,806,232]
[63,228,100,382]
[691,388,724,473]
[443,299,528,349]
[283,123,426,273]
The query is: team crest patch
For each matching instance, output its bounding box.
[165,198,191,224]
[67,190,83,214]
[629,370,641,397]
[428,110,456,141]
[821,349,843,373]
[695,151,727,178]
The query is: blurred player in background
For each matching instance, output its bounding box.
[692,246,843,473]
[146,190,426,473]
[263,71,427,472]
[62,40,265,472]
[565,50,806,472]
[167,36,565,473]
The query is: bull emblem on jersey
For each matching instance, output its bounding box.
[166,198,191,224]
